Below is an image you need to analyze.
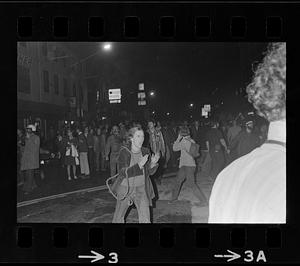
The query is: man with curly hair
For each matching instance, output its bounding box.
[208,43,286,223]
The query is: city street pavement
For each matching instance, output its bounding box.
[17,168,215,223]
[17,164,178,203]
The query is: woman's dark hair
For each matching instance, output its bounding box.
[246,42,286,122]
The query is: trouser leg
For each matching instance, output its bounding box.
[80,153,85,174]
[112,186,131,223]
[23,169,36,193]
[110,156,118,176]
[88,148,94,173]
[185,166,207,202]
[201,151,211,177]
[171,166,186,200]
[81,152,90,175]
[133,186,150,223]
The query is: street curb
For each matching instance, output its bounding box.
[17,171,177,208]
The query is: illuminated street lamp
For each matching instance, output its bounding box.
[102,42,112,51]
[166,112,170,116]
[152,111,155,115]
[189,103,194,108]
[149,90,155,97]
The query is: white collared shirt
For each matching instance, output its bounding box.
[208,120,286,223]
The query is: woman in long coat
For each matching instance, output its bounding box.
[20,125,40,194]
[111,126,160,223]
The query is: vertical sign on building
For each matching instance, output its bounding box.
[138,83,146,105]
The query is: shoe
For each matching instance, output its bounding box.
[74,176,78,180]
[68,177,72,181]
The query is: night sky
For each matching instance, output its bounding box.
[65,42,268,118]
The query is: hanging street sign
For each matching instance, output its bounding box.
[108,88,121,101]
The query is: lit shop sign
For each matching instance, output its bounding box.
[17,54,32,68]
[204,104,211,112]
[109,88,121,104]
[202,108,208,118]
[138,83,144,91]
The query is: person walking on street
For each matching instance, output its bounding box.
[100,126,107,171]
[111,126,160,223]
[87,127,95,174]
[170,126,207,206]
[206,120,229,183]
[105,125,122,177]
[147,121,166,184]
[190,120,202,174]
[77,127,90,178]
[64,129,79,181]
[20,125,40,195]
[197,121,211,178]
[94,128,101,172]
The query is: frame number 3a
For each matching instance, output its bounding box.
[244,250,267,263]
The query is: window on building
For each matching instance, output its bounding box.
[41,42,47,57]
[63,78,69,97]
[17,65,31,93]
[54,74,59,95]
[73,84,76,97]
[43,70,49,93]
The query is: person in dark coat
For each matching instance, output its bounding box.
[112,126,160,223]
[229,119,261,159]
[20,125,40,195]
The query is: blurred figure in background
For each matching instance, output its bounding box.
[17,128,26,186]
[229,118,261,159]
[147,121,166,184]
[227,119,242,162]
[77,127,90,179]
[64,129,79,181]
[87,128,95,174]
[93,127,101,172]
[20,125,40,195]
[206,120,229,183]
[106,125,122,177]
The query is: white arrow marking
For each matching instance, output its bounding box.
[78,250,105,263]
[214,250,241,262]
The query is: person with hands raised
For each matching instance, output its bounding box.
[111,126,159,223]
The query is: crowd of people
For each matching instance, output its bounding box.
[17,42,285,224]
[17,112,268,198]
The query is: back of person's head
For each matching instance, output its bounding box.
[246,42,286,122]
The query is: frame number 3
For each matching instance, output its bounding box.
[108,252,118,263]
